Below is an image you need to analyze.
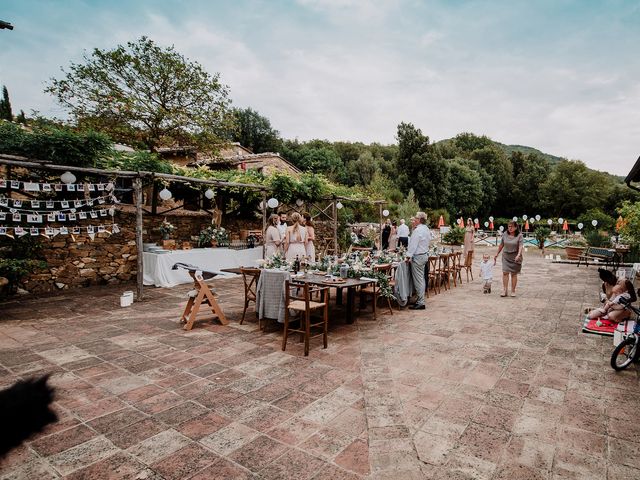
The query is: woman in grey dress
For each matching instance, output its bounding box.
[494,221,524,297]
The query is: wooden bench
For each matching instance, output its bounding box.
[577,247,621,272]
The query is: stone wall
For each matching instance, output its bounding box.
[20,208,263,294]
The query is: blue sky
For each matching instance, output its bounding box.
[1,0,639,175]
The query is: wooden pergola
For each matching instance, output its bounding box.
[0,154,385,301]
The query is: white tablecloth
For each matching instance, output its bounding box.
[143,247,263,288]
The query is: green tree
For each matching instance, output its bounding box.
[230,107,280,153]
[396,189,421,222]
[511,153,550,215]
[0,85,12,121]
[618,201,640,246]
[577,208,615,232]
[446,160,483,216]
[453,132,493,154]
[16,110,26,124]
[296,145,346,182]
[46,36,233,151]
[470,146,513,215]
[396,122,449,209]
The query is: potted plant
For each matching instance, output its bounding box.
[198,226,230,247]
[442,226,465,246]
[534,226,551,255]
[565,237,588,260]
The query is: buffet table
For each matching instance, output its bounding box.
[143,247,263,288]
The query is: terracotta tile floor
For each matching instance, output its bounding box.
[1,247,639,479]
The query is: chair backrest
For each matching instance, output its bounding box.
[455,251,462,268]
[241,267,260,297]
[440,253,450,269]
[464,251,473,268]
[285,280,328,310]
[428,255,438,273]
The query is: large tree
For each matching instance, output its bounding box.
[396,122,449,209]
[46,37,233,151]
[231,107,280,153]
[0,85,12,121]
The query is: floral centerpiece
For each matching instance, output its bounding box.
[158,219,176,240]
[329,254,395,299]
[198,225,230,247]
[263,252,290,269]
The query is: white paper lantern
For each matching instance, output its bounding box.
[489,216,494,222]
[204,189,215,199]
[484,221,489,228]
[558,217,564,224]
[159,188,172,201]
[522,215,528,220]
[295,199,304,207]
[60,171,76,184]
[267,198,279,209]
[578,222,584,230]
[547,219,553,225]
[592,219,598,227]
[382,209,389,217]
[336,201,343,210]
[535,214,541,221]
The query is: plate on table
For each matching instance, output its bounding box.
[322,277,347,284]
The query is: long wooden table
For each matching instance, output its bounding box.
[290,273,375,324]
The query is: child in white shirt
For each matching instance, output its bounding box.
[479,253,493,294]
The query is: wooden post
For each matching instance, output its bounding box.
[332,198,338,255]
[379,203,384,250]
[151,180,158,216]
[261,191,267,259]
[134,176,144,302]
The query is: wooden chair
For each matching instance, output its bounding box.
[240,267,261,326]
[453,251,464,286]
[359,263,394,319]
[282,281,330,356]
[427,255,439,297]
[439,253,452,291]
[463,251,474,282]
[179,271,228,331]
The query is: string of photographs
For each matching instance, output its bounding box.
[0,208,115,223]
[0,223,121,239]
[0,179,115,193]
[0,194,118,213]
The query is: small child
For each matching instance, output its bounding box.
[479,253,493,294]
[587,279,636,323]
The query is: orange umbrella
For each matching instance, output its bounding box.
[489,221,494,230]
[562,220,569,231]
[458,217,464,228]
[525,220,530,231]
[438,215,445,227]
[616,216,624,232]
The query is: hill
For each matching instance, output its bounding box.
[494,143,563,166]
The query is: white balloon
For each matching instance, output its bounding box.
[484,221,489,228]
[530,218,535,224]
[204,189,215,199]
[267,198,279,209]
[513,216,518,222]
[382,209,389,217]
[489,216,494,222]
[558,217,564,224]
[159,188,172,201]
[592,219,598,227]
[522,215,528,220]
[578,222,584,229]
[547,219,553,225]
[474,218,479,224]
[535,214,541,221]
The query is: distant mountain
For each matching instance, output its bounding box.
[494,143,564,166]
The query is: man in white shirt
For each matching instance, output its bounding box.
[405,212,431,310]
[277,212,288,238]
[397,219,410,248]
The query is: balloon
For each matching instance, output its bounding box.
[578,222,583,229]
[592,219,598,227]
[484,221,489,228]
[535,214,541,221]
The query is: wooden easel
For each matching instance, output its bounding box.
[180,271,228,330]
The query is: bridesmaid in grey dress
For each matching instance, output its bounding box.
[494,220,524,297]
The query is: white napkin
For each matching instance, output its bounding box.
[359,276,378,282]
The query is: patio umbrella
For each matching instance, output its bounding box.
[438,215,445,227]
[616,215,624,232]
[525,220,530,231]
[562,220,569,231]
[458,217,464,227]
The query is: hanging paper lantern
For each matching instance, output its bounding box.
[336,201,343,209]
[382,209,389,217]
[267,198,279,209]
[159,188,172,201]
[60,171,76,184]
[296,199,304,207]
[204,189,215,199]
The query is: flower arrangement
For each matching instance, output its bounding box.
[329,254,395,299]
[198,225,230,247]
[263,252,290,269]
[158,219,176,239]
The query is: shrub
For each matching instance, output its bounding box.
[442,226,465,245]
[584,230,611,248]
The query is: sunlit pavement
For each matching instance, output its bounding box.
[1,246,638,479]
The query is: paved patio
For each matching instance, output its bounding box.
[1,247,639,479]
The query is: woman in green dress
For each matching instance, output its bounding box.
[494,220,524,297]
